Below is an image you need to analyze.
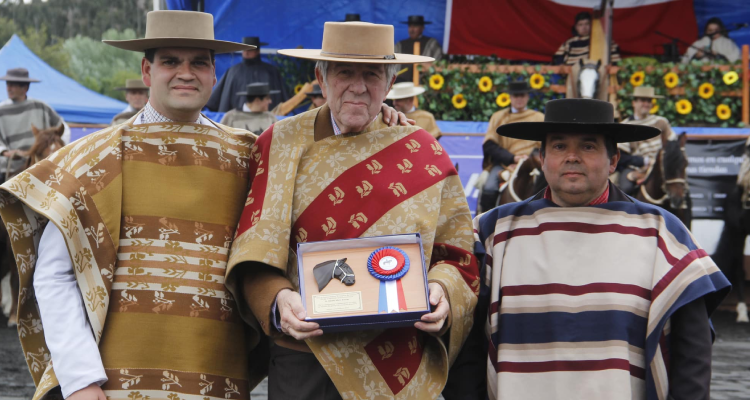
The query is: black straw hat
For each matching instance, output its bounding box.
[507,81,534,94]
[343,14,361,22]
[401,15,431,25]
[242,37,268,47]
[496,99,660,143]
[237,83,280,97]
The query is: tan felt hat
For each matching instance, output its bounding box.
[114,79,149,91]
[103,11,256,54]
[386,82,426,99]
[628,86,664,99]
[278,22,434,64]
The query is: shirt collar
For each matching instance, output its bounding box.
[331,111,342,136]
[140,102,202,125]
[543,182,610,206]
[511,106,525,114]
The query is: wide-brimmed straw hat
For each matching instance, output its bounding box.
[103,11,256,54]
[507,81,534,95]
[628,86,664,99]
[114,79,149,91]
[497,99,660,143]
[0,68,40,83]
[278,22,434,64]
[386,82,426,100]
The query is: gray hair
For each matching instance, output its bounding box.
[315,60,399,87]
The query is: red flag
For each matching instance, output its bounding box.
[445,0,698,61]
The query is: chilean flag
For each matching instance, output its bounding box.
[444,0,698,61]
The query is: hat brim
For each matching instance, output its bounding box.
[277,48,434,64]
[400,21,432,25]
[628,94,664,99]
[236,90,281,96]
[0,76,40,83]
[496,122,661,143]
[103,38,256,54]
[507,88,534,94]
[386,87,426,99]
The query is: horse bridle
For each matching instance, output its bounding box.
[639,148,689,207]
[331,258,354,283]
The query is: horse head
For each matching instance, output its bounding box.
[661,132,689,209]
[334,261,356,286]
[514,150,545,199]
[28,124,65,168]
[578,59,601,99]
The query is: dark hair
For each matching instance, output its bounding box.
[245,95,268,103]
[704,17,727,37]
[144,48,216,63]
[7,82,30,89]
[540,135,618,158]
[572,12,592,36]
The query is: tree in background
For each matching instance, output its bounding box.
[0,17,71,76]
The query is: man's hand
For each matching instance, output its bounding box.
[276,288,323,340]
[2,149,24,159]
[513,154,528,164]
[381,104,415,127]
[415,282,449,334]
[67,384,106,400]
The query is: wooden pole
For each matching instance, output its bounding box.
[743,45,749,125]
[413,42,421,108]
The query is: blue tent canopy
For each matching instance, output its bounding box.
[0,35,127,124]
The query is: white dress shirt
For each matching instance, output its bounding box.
[35,103,212,398]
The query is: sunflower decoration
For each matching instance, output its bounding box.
[478,76,493,93]
[294,84,304,94]
[496,93,511,108]
[716,104,732,120]
[452,93,468,109]
[530,74,545,89]
[698,82,714,99]
[675,99,692,115]
[429,74,445,90]
[663,72,679,89]
[630,71,645,87]
[649,98,659,114]
[723,71,739,85]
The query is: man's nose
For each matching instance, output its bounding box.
[564,150,582,163]
[175,62,195,80]
[348,75,367,94]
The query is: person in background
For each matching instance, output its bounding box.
[110,79,149,125]
[387,81,441,139]
[553,11,621,65]
[682,17,740,63]
[207,36,289,112]
[306,83,327,109]
[394,15,442,83]
[220,82,278,134]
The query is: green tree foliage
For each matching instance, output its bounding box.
[64,29,143,100]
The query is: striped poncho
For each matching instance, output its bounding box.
[473,188,730,399]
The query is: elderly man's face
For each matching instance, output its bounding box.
[125,89,149,110]
[510,93,529,110]
[6,82,29,102]
[142,47,216,120]
[408,24,424,40]
[541,133,618,207]
[575,19,591,37]
[316,62,394,133]
[393,97,415,113]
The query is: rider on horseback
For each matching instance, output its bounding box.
[479,81,544,211]
[617,86,676,195]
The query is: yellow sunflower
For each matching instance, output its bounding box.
[716,104,732,120]
[675,99,692,115]
[723,71,739,85]
[630,71,645,87]
[496,93,511,108]
[649,98,659,114]
[478,76,493,93]
[663,72,679,89]
[452,93,467,109]
[530,73,545,89]
[294,84,304,94]
[429,74,445,90]
[698,82,714,99]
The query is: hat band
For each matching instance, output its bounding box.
[320,50,396,60]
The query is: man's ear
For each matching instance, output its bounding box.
[384,74,397,102]
[609,149,621,174]
[141,57,152,87]
[314,69,327,99]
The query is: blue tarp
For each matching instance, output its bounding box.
[0,35,127,124]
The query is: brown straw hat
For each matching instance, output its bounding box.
[0,68,40,83]
[278,22,434,64]
[103,11,256,54]
[114,79,149,91]
[628,86,664,99]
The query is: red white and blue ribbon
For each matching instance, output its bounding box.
[368,246,409,313]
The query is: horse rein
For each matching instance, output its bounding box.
[331,258,353,283]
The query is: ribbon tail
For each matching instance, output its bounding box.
[378,280,388,313]
[396,279,407,311]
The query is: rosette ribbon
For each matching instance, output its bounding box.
[368,246,410,313]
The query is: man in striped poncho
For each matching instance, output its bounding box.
[473,99,730,400]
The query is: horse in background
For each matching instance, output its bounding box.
[566,59,609,100]
[634,133,692,228]
[496,149,547,206]
[0,123,64,327]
